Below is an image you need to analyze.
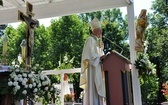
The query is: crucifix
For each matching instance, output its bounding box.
[18,1,39,70]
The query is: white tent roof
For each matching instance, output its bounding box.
[0,0,131,24]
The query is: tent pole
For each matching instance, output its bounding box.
[127,2,142,105]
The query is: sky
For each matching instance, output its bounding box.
[10,0,154,28]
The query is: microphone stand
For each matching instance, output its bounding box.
[103,36,123,54]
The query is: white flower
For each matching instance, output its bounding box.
[22,73,27,77]
[10,73,15,78]
[13,82,18,86]
[15,69,20,72]
[52,83,55,87]
[40,75,45,80]
[8,81,13,86]
[23,78,28,82]
[29,84,33,88]
[19,77,23,82]
[50,87,53,91]
[13,88,18,94]
[33,83,36,87]
[33,88,38,93]
[12,61,15,65]
[22,90,27,94]
[22,81,26,86]
[28,74,32,78]
[44,87,48,91]
[44,81,48,85]
[42,81,46,86]
[15,65,19,68]
[14,76,18,81]
[16,85,20,90]
[80,91,84,99]
[38,83,41,88]
[18,74,22,78]
[48,94,51,98]
[31,78,34,82]
[56,89,61,94]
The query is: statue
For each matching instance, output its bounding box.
[29,22,37,56]
[18,1,39,70]
[135,9,149,52]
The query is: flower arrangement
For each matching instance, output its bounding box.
[79,91,84,100]
[134,53,156,76]
[162,81,168,101]
[134,41,156,77]
[0,64,61,104]
[64,94,73,102]
[7,66,50,102]
[42,83,61,105]
[64,93,74,102]
[79,91,84,102]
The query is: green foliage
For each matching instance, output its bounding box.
[41,84,61,105]
[135,53,156,77]
[147,0,168,103]
[33,25,52,70]
[151,0,168,21]
[48,53,75,83]
[140,75,158,104]
[48,15,84,68]
[135,51,159,104]
[4,25,21,64]
[134,43,158,104]
[57,53,74,70]
[102,9,129,57]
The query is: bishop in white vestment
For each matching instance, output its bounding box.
[80,17,106,105]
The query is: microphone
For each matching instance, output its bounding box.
[102,36,123,54]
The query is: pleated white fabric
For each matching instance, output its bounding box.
[80,35,105,105]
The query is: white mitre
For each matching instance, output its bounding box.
[90,17,101,30]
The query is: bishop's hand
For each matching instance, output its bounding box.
[100,55,106,61]
[100,42,104,49]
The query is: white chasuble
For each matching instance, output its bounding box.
[80,35,105,105]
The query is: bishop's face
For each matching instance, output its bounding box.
[92,28,102,38]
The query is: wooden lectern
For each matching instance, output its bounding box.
[103,50,133,105]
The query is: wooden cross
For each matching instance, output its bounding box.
[18,1,39,70]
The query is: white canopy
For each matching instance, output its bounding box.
[0,0,142,105]
[0,0,131,24]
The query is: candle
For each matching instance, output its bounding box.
[20,39,26,59]
[2,34,9,56]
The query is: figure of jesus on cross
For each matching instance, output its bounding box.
[18,1,39,70]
